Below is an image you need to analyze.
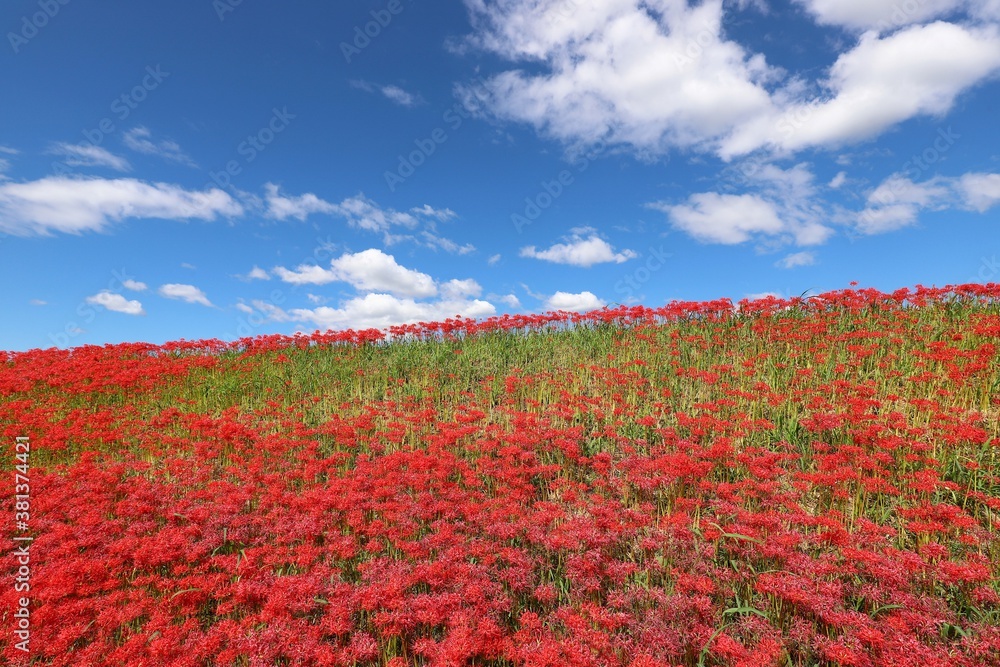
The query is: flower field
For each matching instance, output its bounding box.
[2,283,1000,667]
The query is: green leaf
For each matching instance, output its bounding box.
[723,606,769,620]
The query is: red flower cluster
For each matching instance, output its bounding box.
[1,283,999,666]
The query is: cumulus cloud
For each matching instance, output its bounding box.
[85,290,145,315]
[654,193,783,245]
[520,233,637,266]
[158,283,213,307]
[260,293,497,331]
[721,22,1000,157]
[122,279,148,291]
[792,0,964,31]
[123,127,197,167]
[47,143,130,171]
[458,2,1000,160]
[273,249,438,298]
[856,171,1000,233]
[651,163,833,246]
[959,172,1000,212]
[0,176,242,236]
[440,278,483,299]
[544,291,606,312]
[500,293,521,308]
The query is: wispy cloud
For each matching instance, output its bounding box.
[350,79,422,107]
[47,143,130,171]
[123,127,197,167]
[776,251,816,269]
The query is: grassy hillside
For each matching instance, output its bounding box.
[2,284,1000,666]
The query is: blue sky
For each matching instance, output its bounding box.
[2,0,999,351]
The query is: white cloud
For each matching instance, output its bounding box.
[866,175,950,208]
[351,80,422,106]
[410,204,456,221]
[29,299,47,306]
[235,302,255,314]
[262,293,497,331]
[0,149,14,178]
[855,203,920,234]
[655,193,784,244]
[274,249,438,298]
[263,185,472,253]
[122,279,148,292]
[544,291,606,312]
[123,127,197,167]
[381,85,420,107]
[959,172,1000,212]
[158,283,213,307]
[488,254,502,265]
[776,251,816,269]
[0,176,242,236]
[793,0,964,31]
[460,0,776,156]
[500,293,521,308]
[85,290,145,315]
[263,183,340,221]
[854,170,1000,233]
[520,233,637,267]
[242,266,270,281]
[47,143,130,171]
[829,171,847,188]
[652,162,833,246]
[264,186,413,229]
[418,231,476,254]
[440,278,483,299]
[460,3,1000,160]
[721,22,1000,157]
